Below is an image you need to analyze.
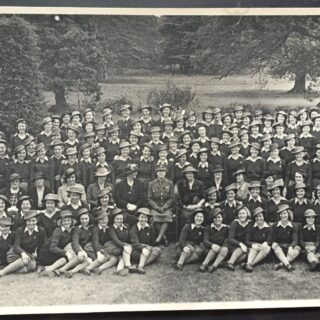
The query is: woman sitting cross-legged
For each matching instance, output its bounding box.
[172,208,205,270]
[0,210,47,277]
[271,204,301,272]
[130,208,161,274]
[83,210,118,275]
[53,208,94,278]
[243,207,272,272]
[199,207,229,273]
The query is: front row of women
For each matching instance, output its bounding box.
[0,203,319,278]
[174,204,319,273]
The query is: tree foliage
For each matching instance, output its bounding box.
[0,16,43,136]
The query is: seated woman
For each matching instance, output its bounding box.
[0,195,9,219]
[0,217,15,269]
[37,193,61,239]
[147,165,174,246]
[173,209,205,270]
[0,210,47,277]
[11,195,33,232]
[299,209,320,272]
[38,210,75,276]
[225,204,251,271]
[83,211,118,275]
[54,208,94,278]
[61,186,88,218]
[199,208,229,273]
[108,208,136,276]
[271,204,300,272]
[234,168,250,202]
[91,189,115,221]
[244,207,271,272]
[130,208,161,274]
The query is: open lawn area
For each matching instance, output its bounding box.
[43,74,319,112]
[1,244,320,309]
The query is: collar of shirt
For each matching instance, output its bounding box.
[61,226,72,232]
[199,137,209,143]
[79,225,90,230]
[270,196,286,204]
[97,161,108,168]
[43,208,59,219]
[40,131,51,136]
[109,138,120,144]
[246,156,262,162]
[211,151,221,156]
[303,224,316,231]
[162,133,173,139]
[234,219,250,227]
[140,156,152,163]
[36,156,49,162]
[277,221,293,228]
[205,202,218,208]
[249,195,262,202]
[292,160,307,165]
[131,145,140,151]
[253,222,269,229]
[140,116,151,122]
[24,226,39,233]
[0,231,11,239]
[315,199,320,205]
[66,200,82,207]
[287,124,297,129]
[121,117,130,122]
[273,134,286,139]
[191,223,203,230]
[0,154,10,160]
[66,159,78,165]
[189,153,198,158]
[80,157,91,163]
[113,224,127,230]
[211,223,227,231]
[225,200,237,207]
[65,138,79,144]
[98,224,109,231]
[14,159,29,164]
[251,133,263,138]
[137,222,150,231]
[313,127,320,132]
[313,158,320,163]
[228,154,243,160]
[300,133,313,138]
[157,159,168,166]
[51,154,66,159]
[261,147,270,152]
[198,162,208,168]
[267,156,281,163]
[295,198,307,204]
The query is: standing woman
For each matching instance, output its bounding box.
[266,143,287,182]
[37,117,53,147]
[148,166,174,246]
[199,208,229,273]
[0,210,47,277]
[173,209,205,270]
[226,141,244,184]
[111,142,132,182]
[244,207,271,272]
[220,183,241,225]
[92,147,115,185]
[0,139,10,190]
[11,196,32,232]
[299,209,320,271]
[244,143,266,183]
[171,149,190,184]
[310,143,320,188]
[225,204,251,271]
[106,125,120,163]
[64,126,80,151]
[234,168,250,202]
[196,124,210,149]
[60,112,71,142]
[130,208,161,274]
[134,143,154,188]
[271,204,300,272]
[196,148,213,189]
[10,119,31,151]
[102,108,115,130]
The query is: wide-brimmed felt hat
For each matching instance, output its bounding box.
[44,193,59,202]
[190,138,201,146]
[179,130,191,139]
[79,143,91,153]
[297,108,307,117]
[51,115,61,121]
[150,126,161,133]
[260,134,272,142]
[233,168,246,176]
[65,147,78,157]
[32,172,47,181]
[159,103,172,110]
[250,142,261,151]
[157,144,168,152]
[212,165,224,173]
[95,167,110,177]
[225,183,238,192]
[97,188,111,198]
[263,114,274,121]
[291,146,304,154]
[50,140,64,149]
[14,145,25,154]
[229,140,241,149]
[84,108,94,116]
[174,114,185,122]
[67,125,79,134]
[124,163,138,175]
[212,207,223,218]
[235,204,248,214]
[130,119,141,126]
[35,143,46,153]
[186,110,196,118]
[16,118,27,126]
[276,204,290,214]
[210,137,220,145]
[163,119,174,126]
[190,208,206,222]
[222,129,232,136]
[71,111,82,120]
[272,121,285,128]
[254,110,263,116]
[221,112,232,120]
[229,123,239,130]
[284,134,296,141]
[205,186,217,195]
[67,186,84,195]
[248,181,262,189]
[95,123,106,131]
[267,179,284,190]
[305,209,317,218]
[23,210,39,220]
[24,137,35,147]
[238,129,249,137]
[108,125,119,133]
[137,207,152,217]
[168,136,179,143]
[0,216,13,226]
[294,182,307,190]
[242,111,252,119]
[41,117,52,127]
[76,207,90,218]
[276,110,287,117]
[119,104,132,113]
[264,171,275,179]
[252,207,265,218]
[300,120,313,128]
[17,196,32,209]
[269,143,279,152]
[83,132,95,139]
[182,166,198,174]
[9,173,22,181]
[110,207,124,218]
[249,120,261,127]
[198,147,209,154]
[155,165,167,173]
[64,168,76,179]
[102,108,112,117]
[212,107,222,115]
[119,142,131,150]
[95,147,106,156]
[142,143,153,151]
[289,110,298,118]
[234,105,244,112]
[96,212,109,221]
[139,105,152,111]
[202,108,214,115]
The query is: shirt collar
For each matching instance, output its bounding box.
[198,162,208,168]
[277,221,293,228]
[228,154,243,160]
[300,133,313,138]
[65,138,79,144]
[191,223,203,230]
[66,200,82,206]
[14,159,29,164]
[113,224,127,230]
[295,198,307,204]
[247,156,262,162]
[36,156,49,162]
[98,224,109,231]
[80,157,92,163]
[225,200,237,207]
[61,226,72,232]
[267,156,281,163]
[234,219,250,227]
[303,224,316,230]
[137,222,150,231]
[24,226,39,233]
[211,150,221,156]
[211,223,227,231]
[249,195,262,202]
[253,222,269,229]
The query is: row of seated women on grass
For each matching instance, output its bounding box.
[0,197,319,278]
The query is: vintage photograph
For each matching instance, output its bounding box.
[0,8,320,313]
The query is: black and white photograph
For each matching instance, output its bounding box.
[0,6,320,314]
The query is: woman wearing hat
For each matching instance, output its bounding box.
[187,139,201,167]
[0,210,47,277]
[78,143,94,190]
[91,189,115,220]
[225,204,251,271]
[0,217,15,268]
[117,104,132,140]
[139,105,155,136]
[50,140,65,193]
[185,111,198,138]
[94,123,108,151]
[70,111,84,134]
[286,111,299,136]
[87,167,114,210]
[202,187,220,221]
[61,186,88,218]
[279,134,296,165]
[128,131,142,159]
[299,209,320,271]
[229,123,240,142]
[108,208,136,275]
[220,183,242,225]
[37,193,61,239]
[249,121,263,145]
[0,139,10,190]
[64,126,80,151]
[106,125,120,163]
[57,168,86,208]
[310,144,320,190]
[299,121,315,156]
[54,208,93,277]
[167,137,180,163]
[176,166,205,227]
[179,130,192,150]
[8,145,31,190]
[288,182,311,225]
[158,103,173,126]
[272,122,287,149]
[275,110,287,126]
[173,208,205,270]
[239,129,250,158]
[148,165,174,246]
[60,112,71,142]
[196,124,210,149]
[262,114,274,135]
[37,117,53,147]
[266,179,288,224]
[38,210,75,276]
[173,114,186,136]
[130,208,161,274]
[10,195,32,231]
[208,138,227,173]
[29,172,51,210]
[245,181,267,214]
[199,208,229,273]
[233,105,244,124]
[112,142,133,182]
[102,108,115,130]
[82,212,118,275]
[266,143,287,181]
[244,143,266,182]
[171,149,190,184]
[271,204,300,272]
[221,113,233,132]
[234,169,250,202]
[244,207,271,272]
[161,120,175,145]
[196,148,214,189]
[226,140,244,184]
[93,147,115,184]
[9,119,31,151]
[60,147,82,184]
[201,108,215,138]
[260,134,272,160]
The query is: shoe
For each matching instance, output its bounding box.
[65,271,74,278]
[128,265,138,273]
[310,261,318,272]
[199,264,207,273]
[41,270,55,278]
[274,263,283,271]
[82,269,91,276]
[245,263,253,273]
[53,269,61,277]
[136,267,146,274]
[92,268,103,275]
[36,265,45,273]
[163,238,169,247]
[176,263,183,271]
[208,265,217,273]
[225,263,235,271]
[114,268,129,276]
[285,264,294,272]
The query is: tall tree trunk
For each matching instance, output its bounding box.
[54,85,67,114]
[288,72,306,94]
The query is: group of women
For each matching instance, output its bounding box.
[0,103,320,277]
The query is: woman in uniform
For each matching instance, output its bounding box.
[0,217,15,268]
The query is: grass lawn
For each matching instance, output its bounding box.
[1,244,320,309]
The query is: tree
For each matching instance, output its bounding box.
[0,16,43,136]
[192,16,320,93]
[27,15,104,112]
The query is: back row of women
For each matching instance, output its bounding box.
[1,103,320,277]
